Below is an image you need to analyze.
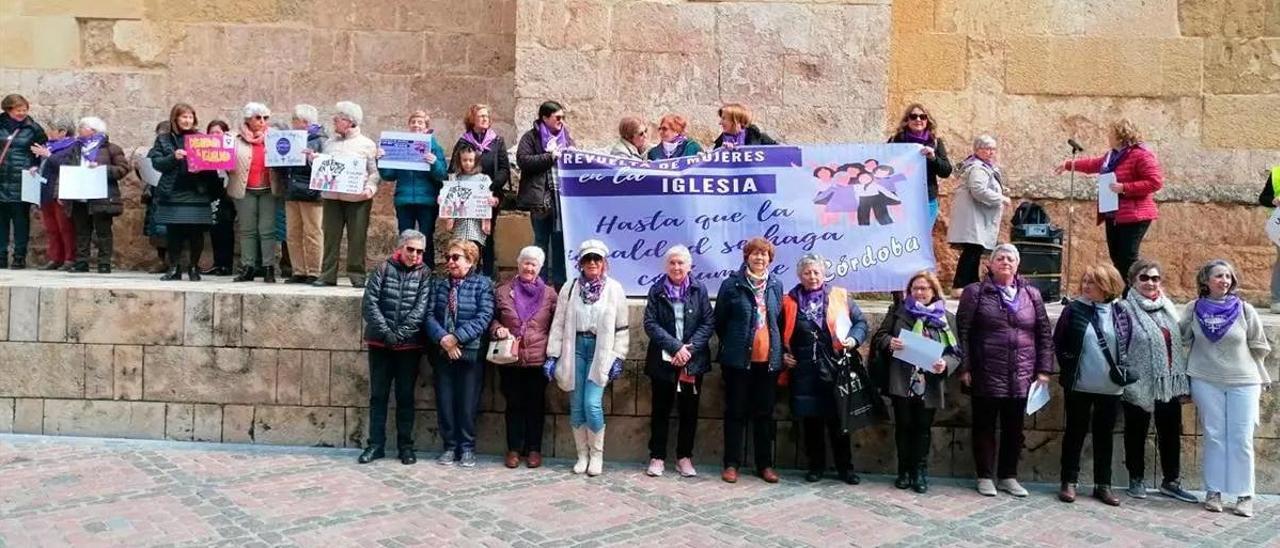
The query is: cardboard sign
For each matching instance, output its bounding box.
[21,169,44,205]
[184,133,236,171]
[266,129,307,167]
[440,177,493,219]
[309,153,367,194]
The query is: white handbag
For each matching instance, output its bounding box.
[486,337,520,365]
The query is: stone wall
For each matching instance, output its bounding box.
[5,273,1280,490]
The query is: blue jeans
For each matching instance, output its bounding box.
[570,335,606,433]
[433,355,484,453]
[928,199,939,226]
[396,204,438,266]
[531,212,566,285]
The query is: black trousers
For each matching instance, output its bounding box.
[70,203,113,266]
[165,223,207,268]
[971,396,1026,480]
[953,243,987,290]
[722,363,777,469]
[500,366,547,454]
[1060,391,1120,485]
[649,375,701,460]
[0,201,31,260]
[367,348,421,449]
[1122,399,1183,484]
[892,396,937,473]
[803,416,852,473]
[1104,219,1149,284]
[434,356,484,453]
[210,199,236,269]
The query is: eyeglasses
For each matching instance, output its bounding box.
[446,253,465,262]
[253,115,270,120]
[403,247,425,255]
[552,114,565,121]
[1138,274,1161,282]
[580,255,603,264]
[908,113,928,121]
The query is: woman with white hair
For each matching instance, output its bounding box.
[488,245,558,469]
[40,116,128,273]
[227,102,280,283]
[312,101,380,288]
[1181,259,1271,517]
[642,244,714,478]
[947,134,1010,297]
[545,239,629,476]
[956,243,1055,497]
[275,104,327,284]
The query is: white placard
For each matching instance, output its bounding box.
[21,169,44,205]
[265,129,307,167]
[1267,208,1280,248]
[378,131,434,171]
[894,329,945,372]
[1026,380,1051,415]
[1097,172,1119,214]
[439,177,493,220]
[308,154,368,195]
[58,165,108,200]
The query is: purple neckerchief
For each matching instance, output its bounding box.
[307,124,323,138]
[462,129,497,153]
[720,130,746,147]
[790,284,828,326]
[47,137,76,154]
[663,274,690,302]
[511,276,545,336]
[899,130,932,145]
[963,154,994,170]
[904,297,947,328]
[578,274,605,305]
[988,277,1020,314]
[1102,145,1139,174]
[537,121,570,151]
[659,135,687,159]
[1195,295,1242,343]
[78,134,105,163]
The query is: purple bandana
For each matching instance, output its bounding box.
[306,123,323,138]
[537,121,571,152]
[663,274,690,302]
[1102,145,1137,174]
[659,135,687,159]
[462,129,497,153]
[578,274,605,305]
[904,297,947,328]
[791,284,827,326]
[78,134,105,164]
[47,136,76,155]
[720,130,746,147]
[512,276,545,336]
[1195,295,1242,343]
[899,130,933,145]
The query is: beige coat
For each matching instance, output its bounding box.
[547,278,630,391]
[946,158,1005,250]
[320,126,380,202]
[226,133,282,199]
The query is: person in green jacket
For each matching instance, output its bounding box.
[377,110,448,268]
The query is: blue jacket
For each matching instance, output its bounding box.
[379,138,448,206]
[643,277,715,382]
[423,272,495,361]
[714,266,784,371]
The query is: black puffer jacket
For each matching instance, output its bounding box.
[0,113,49,202]
[711,125,778,148]
[277,129,328,201]
[148,132,220,207]
[363,256,431,348]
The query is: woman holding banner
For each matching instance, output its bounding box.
[780,253,869,485]
[380,110,448,267]
[228,102,280,283]
[713,104,777,149]
[648,114,703,161]
[516,100,572,285]
[888,103,952,223]
[454,104,510,277]
[0,93,48,269]
[149,103,220,281]
[714,237,785,484]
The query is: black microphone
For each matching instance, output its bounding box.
[1067,138,1084,154]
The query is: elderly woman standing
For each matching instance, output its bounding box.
[957,243,1055,497]
[948,135,1011,296]
[313,101,380,288]
[30,118,76,270]
[276,105,327,284]
[608,116,649,160]
[888,103,953,223]
[227,103,280,283]
[781,253,869,485]
[378,110,448,265]
[1115,258,1196,503]
[713,104,777,149]
[425,240,495,468]
[42,117,128,273]
[545,239,629,477]
[149,103,220,281]
[1182,260,1271,517]
[873,270,960,493]
[1056,119,1163,283]
[1053,264,1134,506]
[489,245,557,469]
[516,100,572,284]
[643,245,714,478]
[454,104,511,277]
[715,237,784,484]
[648,114,703,161]
[0,94,48,269]
[359,229,432,465]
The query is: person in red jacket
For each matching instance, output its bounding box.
[1056,119,1163,288]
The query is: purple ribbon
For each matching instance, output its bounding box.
[538,121,571,151]
[720,130,746,147]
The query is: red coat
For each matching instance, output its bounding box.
[1063,145,1163,225]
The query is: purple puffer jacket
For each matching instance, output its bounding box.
[956,276,1056,398]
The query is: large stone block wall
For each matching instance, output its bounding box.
[5,276,1280,491]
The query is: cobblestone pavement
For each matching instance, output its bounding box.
[1,435,1278,547]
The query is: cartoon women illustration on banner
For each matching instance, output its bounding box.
[811,159,904,227]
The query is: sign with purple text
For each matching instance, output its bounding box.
[378,131,433,171]
[556,144,935,296]
[183,133,236,172]
[265,129,307,167]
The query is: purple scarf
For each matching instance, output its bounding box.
[537,122,571,151]
[306,123,323,138]
[462,129,498,153]
[1195,295,1242,343]
[47,137,76,155]
[899,130,933,145]
[578,274,605,305]
[904,297,947,328]
[720,130,746,147]
[793,284,827,326]
[512,276,545,335]
[1102,145,1137,174]
[663,274,690,302]
[659,135,687,159]
[78,134,105,164]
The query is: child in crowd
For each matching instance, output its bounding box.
[445,143,496,267]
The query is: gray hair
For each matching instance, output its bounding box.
[334,101,364,126]
[77,116,106,135]
[46,117,76,136]
[517,245,545,269]
[397,229,427,248]
[991,243,1020,263]
[242,102,271,119]
[796,253,826,274]
[664,244,692,264]
[293,104,319,125]
[973,134,997,150]
[1195,259,1240,297]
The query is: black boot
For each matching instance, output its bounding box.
[10,256,25,269]
[232,265,255,282]
[262,266,276,284]
[160,265,183,281]
[913,465,929,494]
[894,470,912,489]
[188,266,202,281]
[358,445,385,464]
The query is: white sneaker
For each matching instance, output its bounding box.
[1234,496,1254,518]
[646,458,665,477]
[677,457,697,478]
[998,478,1028,497]
[1205,491,1223,513]
[976,478,997,496]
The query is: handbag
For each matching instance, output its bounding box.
[1090,313,1138,386]
[486,336,520,365]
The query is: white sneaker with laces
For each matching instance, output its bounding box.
[646,458,665,477]
[998,478,1028,497]
[677,458,697,478]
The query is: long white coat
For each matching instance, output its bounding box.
[547,278,630,391]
